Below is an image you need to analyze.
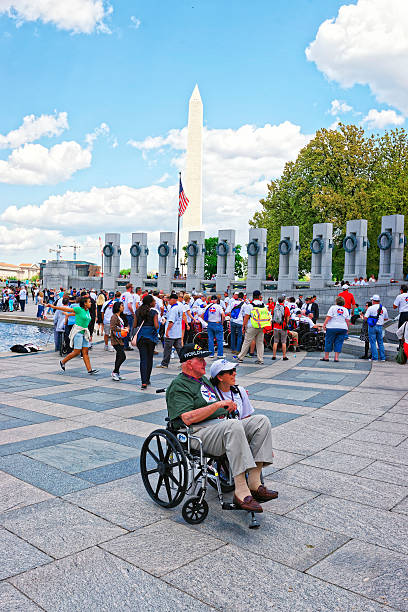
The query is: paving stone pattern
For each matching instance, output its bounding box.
[0,338,407,611]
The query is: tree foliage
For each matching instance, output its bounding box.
[203,237,245,280]
[251,124,408,279]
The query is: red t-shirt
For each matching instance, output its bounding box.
[338,290,355,310]
[271,304,290,330]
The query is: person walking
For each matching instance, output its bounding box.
[365,294,389,362]
[227,292,245,355]
[271,296,290,361]
[47,296,98,374]
[96,291,106,335]
[321,296,350,362]
[158,293,183,368]
[121,283,135,351]
[359,301,372,359]
[135,294,159,388]
[36,291,44,320]
[203,295,225,359]
[393,285,408,328]
[19,286,27,312]
[110,301,129,381]
[235,291,270,365]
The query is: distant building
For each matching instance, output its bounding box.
[42,259,101,290]
[0,262,40,281]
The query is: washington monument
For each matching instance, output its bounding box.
[181,84,203,246]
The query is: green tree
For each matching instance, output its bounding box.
[203,238,245,280]
[120,268,130,276]
[251,124,408,279]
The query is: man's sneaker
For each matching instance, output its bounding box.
[272,356,277,360]
[210,355,216,359]
[254,360,264,365]
[157,364,168,368]
[59,360,65,371]
[111,372,120,381]
[283,357,289,361]
[104,345,109,351]
[118,375,126,380]
[246,354,254,359]
[108,345,114,352]
[88,369,99,375]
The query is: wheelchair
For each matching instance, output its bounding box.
[139,409,262,529]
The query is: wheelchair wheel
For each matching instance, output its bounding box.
[182,497,209,525]
[302,332,318,351]
[207,456,235,493]
[140,429,188,508]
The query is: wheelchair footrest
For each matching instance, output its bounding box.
[222,502,238,510]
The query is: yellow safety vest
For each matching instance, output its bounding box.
[250,306,271,329]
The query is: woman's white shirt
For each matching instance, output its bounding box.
[326,305,350,330]
[216,385,254,419]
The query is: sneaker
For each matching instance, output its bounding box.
[254,360,264,365]
[272,356,277,360]
[157,364,168,369]
[111,372,120,381]
[108,346,114,352]
[104,345,109,351]
[283,357,289,361]
[210,355,216,359]
[88,369,99,375]
[59,360,65,371]
[118,375,126,380]
[380,359,386,362]
[246,354,254,359]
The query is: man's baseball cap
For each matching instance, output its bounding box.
[169,293,178,300]
[342,284,349,289]
[210,359,237,379]
[108,291,114,298]
[179,343,211,363]
[371,294,380,301]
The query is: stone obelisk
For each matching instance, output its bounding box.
[181,84,203,247]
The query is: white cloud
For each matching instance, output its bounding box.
[363,108,405,129]
[0,225,64,251]
[2,120,311,258]
[329,100,352,116]
[0,0,112,34]
[0,112,68,149]
[306,0,408,114]
[0,141,91,185]
[85,122,110,148]
[130,16,141,29]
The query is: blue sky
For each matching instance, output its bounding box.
[0,0,406,266]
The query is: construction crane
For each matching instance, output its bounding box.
[49,245,62,262]
[62,244,81,261]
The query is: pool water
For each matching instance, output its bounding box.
[0,322,54,352]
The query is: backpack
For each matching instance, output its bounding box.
[272,303,285,325]
[230,301,244,320]
[203,305,211,322]
[250,304,271,329]
[367,304,382,327]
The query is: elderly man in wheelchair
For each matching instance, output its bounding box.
[140,343,278,528]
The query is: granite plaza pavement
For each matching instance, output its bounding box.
[0,329,408,611]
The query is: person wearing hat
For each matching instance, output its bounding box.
[364,295,388,362]
[235,290,270,365]
[158,293,184,368]
[209,359,255,419]
[166,344,277,513]
[201,295,225,359]
[338,284,356,315]
[102,291,120,352]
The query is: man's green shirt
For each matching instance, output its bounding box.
[166,373,228,425]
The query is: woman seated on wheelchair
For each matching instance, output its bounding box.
[209,359,254,419]
[166,344,278,513]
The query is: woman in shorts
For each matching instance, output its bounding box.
[46,296,98,374]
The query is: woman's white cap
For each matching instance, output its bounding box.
[210,359,237,379]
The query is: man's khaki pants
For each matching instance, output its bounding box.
[237,326,264,362]
[192,414,273,477]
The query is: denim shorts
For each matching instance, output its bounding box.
[324,328,347,353]
[73,333,90,350]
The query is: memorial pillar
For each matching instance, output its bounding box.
[158,231,176,294]
[103,233,121,291]
[378,214,405,281]
[310,223,333,289]
[343,219,368,283]
[246,228,267,294]
[186,230,205,293]
[130,232,148,289]
[277,226,299,292]
[216,229,235,294]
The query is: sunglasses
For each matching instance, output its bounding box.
[219,368,236,375]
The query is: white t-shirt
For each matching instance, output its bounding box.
[90,291,97,301]
[192,298,206,313]
[216,385,254,419]
[299,315,315,329]
[243,300,265,329]
[121,291,134,315]
[102,299,116,325]
[326,305,350,330]
[227,299,245,325]
[205,303,224,323]
[165,303,183,338]
[365,304,389,326]
[183,302,193,322]
[19,288,27,300]
[394,293,408,313]
[133,294,141,310]
[152,296,163,321]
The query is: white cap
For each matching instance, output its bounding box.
[342,284,349,289]
[209,359,237,379]
[371,294,380,301]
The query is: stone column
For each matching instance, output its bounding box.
[277,226,299,292]
[158,231,176,294]
[343,219,368,283]
[103,233,121,291]
[246,228,267,294]
[130,232,148,289]
[186,230,205,293]
[216,229,235,294]
[378,214,405,281]
[310,223,333,289]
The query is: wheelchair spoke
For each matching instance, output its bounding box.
[156,435,165,461]
[155,475,163,496]
[146,468,159,476]
[147,448,160,464]
[163,475,173,502]
[167,471,181,487]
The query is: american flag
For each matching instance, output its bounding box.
[178,177,189,217]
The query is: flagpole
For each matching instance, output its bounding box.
[175,171,181,279]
